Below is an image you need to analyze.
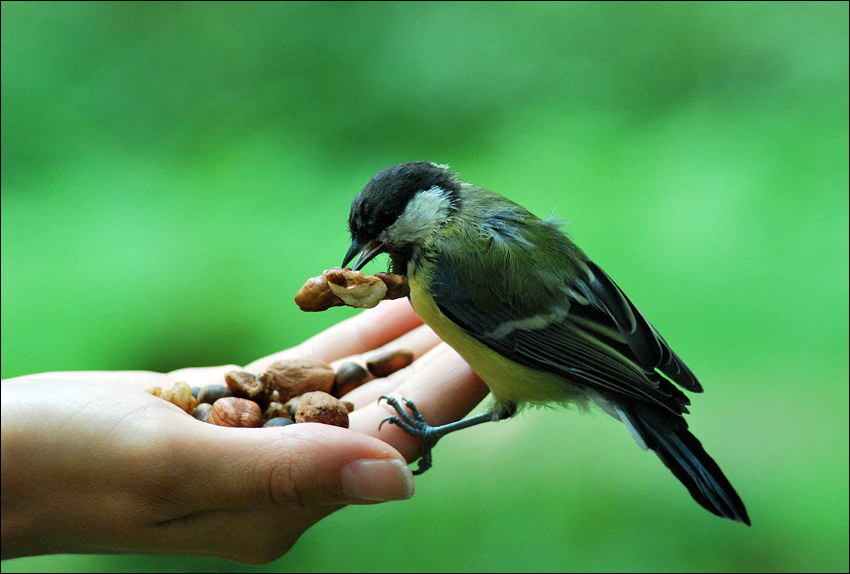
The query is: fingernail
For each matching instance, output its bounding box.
[341,459,415,501]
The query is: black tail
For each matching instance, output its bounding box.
[625,403,751,525]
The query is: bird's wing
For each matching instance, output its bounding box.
[572,258,701,392]
[431,237,700,414]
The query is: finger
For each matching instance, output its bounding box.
[329,324,442,371]
[167,422,415,515]
[347,343,490,462]
[326,324,442,401]
[4,367,248,391]
[5,300,422,390]
[166,364,244,387]
[171,324,437,391]
[4,370,172,390]
[345,342,486,409]
[246,298,422,372]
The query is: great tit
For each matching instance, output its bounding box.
[342,161,749,525]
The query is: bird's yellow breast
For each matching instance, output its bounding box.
[408,274,584,407]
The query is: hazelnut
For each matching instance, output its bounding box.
[225,371,274,409]
[294,274,344,312]
[366,348,415,378]
[331,362,372,398]
[294,391,350,428]
[325,268,387,308]
[208,397,262,428]
[260,358,335,404]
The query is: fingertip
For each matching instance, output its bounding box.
[254,423,413,507]
[340,458,415,502]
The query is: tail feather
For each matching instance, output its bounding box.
[624,403,751,525]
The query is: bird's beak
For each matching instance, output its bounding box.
[342,238,385,271]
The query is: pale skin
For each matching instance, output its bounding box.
[1,299,488,564]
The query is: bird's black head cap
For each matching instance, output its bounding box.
[348,161,460,241]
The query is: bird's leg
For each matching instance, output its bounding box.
[379,396,516,475]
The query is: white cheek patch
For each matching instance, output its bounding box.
[384,186,451,244]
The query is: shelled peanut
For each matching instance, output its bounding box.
[295,268,409,312]
[143,381,197,414]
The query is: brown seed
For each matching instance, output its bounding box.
[342,401,355,413]
[197,384,234,405]
[225,371,274,409]
[331,362,372,398]
[263,417,295,428]
[283,396,301,418]
[208,397,262,428]
[294,391,350,428]
[294,274,344,312]
[191,402,212,423]
[263,401,292,423]
[260,358,335,404]
[366,349,415,378]
[375,272,410,299]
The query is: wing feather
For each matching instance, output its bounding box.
[431,219,700,413]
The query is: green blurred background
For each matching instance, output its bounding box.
[2,2,847,572]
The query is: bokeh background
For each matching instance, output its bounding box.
[2,2,847,572]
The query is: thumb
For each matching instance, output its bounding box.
[177,422,415,511]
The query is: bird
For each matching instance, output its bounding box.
[341,161,750,525]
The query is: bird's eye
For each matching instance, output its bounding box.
[375,209,395,230]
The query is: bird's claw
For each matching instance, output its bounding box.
[378,395,440,474]
[378,415,400,432]
[378,395,439,439]
[376,395,503,475]
[379,395,431,432]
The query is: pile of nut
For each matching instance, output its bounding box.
[144,349,414,428]
[295,268,409,312]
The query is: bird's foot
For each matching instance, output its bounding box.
[378,395,442,474]
[378,395,504,475]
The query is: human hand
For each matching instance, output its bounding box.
[1,299,488,563]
